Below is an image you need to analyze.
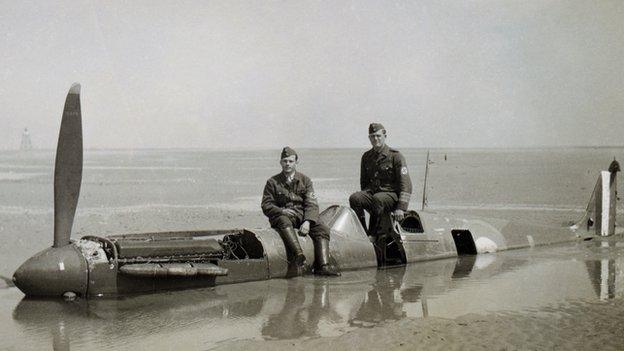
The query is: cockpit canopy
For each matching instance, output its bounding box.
[319,205,368,239]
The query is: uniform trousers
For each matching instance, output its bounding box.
[269,215,330,241]
[349,190,398,233]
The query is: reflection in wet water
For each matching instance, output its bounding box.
[350,268,410,328]
[585,241,622,300]
[52,323,69,351]
[262,279,337,339]
[4,238,624,350]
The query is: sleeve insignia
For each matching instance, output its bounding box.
[308,192,317,200]
[401,167,408,175]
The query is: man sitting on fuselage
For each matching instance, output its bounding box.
[261,147,340,276]
[349,123,413,236]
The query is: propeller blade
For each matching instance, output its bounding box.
[53,83,83,247]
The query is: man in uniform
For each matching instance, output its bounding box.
[261,147,340,276]
[349,123,412,236]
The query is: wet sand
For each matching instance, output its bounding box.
[5,235,622,350]
[1,148,624,350]
[224,298,624,351]
[219,299,624,351]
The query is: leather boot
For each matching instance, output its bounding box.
[314,239,340,276]
[356,213,367,233]
[367,213,380,237]
[278,226,306,267]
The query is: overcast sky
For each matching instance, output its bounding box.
[1,1,622,150]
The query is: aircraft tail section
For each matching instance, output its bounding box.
[575,160,620,236]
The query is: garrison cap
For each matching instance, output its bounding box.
[368,123,385,134]
[280,146,298,159]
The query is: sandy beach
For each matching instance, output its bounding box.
[1,148,623,351]
[4,235,624,351]
[219,298,624,351]
[3,0,624,348]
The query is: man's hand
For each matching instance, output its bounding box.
[282,208,298,217]
[299,221,310,237]
[392,209,405,222]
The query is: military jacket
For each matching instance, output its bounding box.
[261,172,319,224]
[360,144,412,211]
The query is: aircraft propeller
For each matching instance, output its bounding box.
[53,83,83,247]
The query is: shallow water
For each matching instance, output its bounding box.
[1,147,622,211]
[1,147,623,350]
[1,238,623,350]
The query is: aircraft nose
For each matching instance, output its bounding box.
[13,245,88,297]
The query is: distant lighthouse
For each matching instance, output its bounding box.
[20,128,33,151]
